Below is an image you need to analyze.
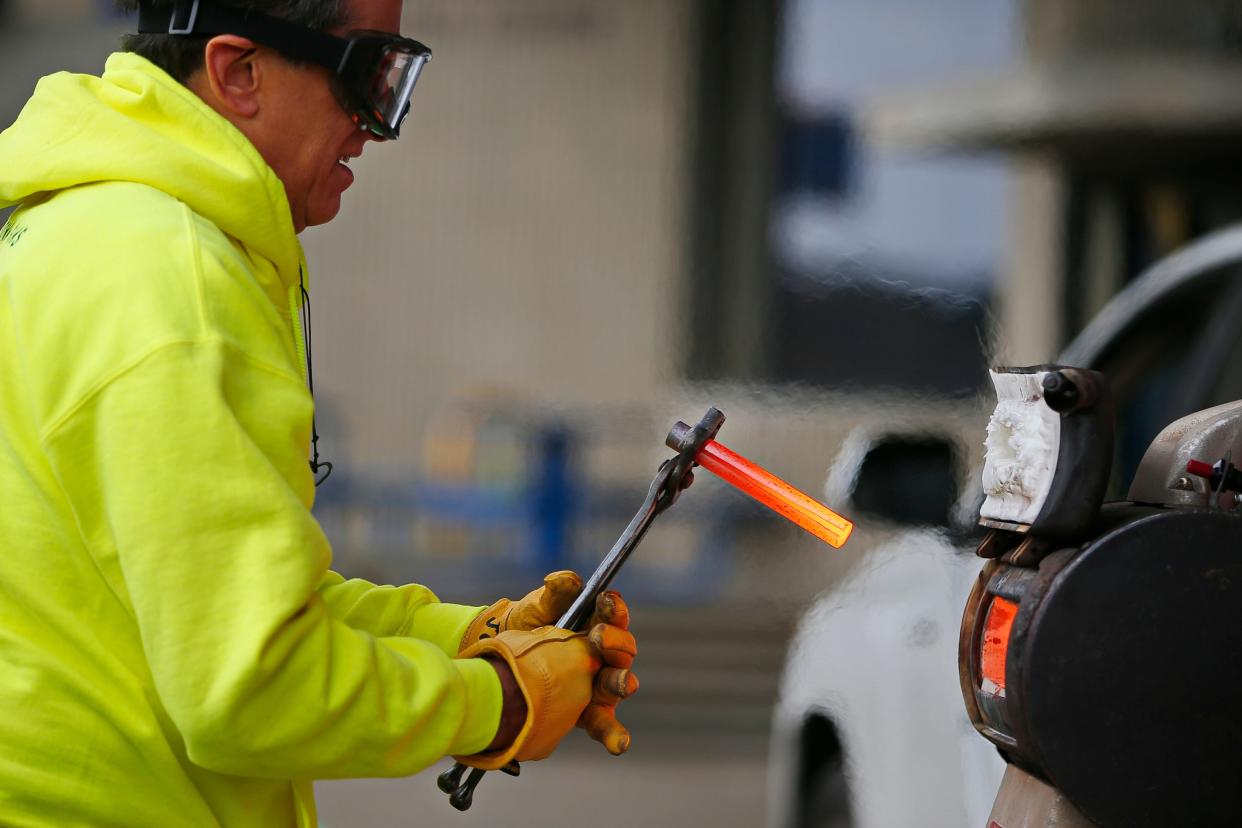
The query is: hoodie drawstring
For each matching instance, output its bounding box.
[291,271,332,487]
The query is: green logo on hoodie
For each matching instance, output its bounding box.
[0,222,27,248]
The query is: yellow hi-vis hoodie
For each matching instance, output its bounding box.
[0,53,500,827]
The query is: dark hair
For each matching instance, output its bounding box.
[116,1,346,83]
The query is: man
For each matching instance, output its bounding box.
[0,0,637,824]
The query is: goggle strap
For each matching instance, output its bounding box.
[137,0,348,73]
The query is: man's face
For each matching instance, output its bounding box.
[261,0,405,232]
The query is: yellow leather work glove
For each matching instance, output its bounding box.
[456,593,638,769]
[460,570,584,652]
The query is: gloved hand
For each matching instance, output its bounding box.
[460,570,584,652]
[456,593,638,769]
[579,590,638,756]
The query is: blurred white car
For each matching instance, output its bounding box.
[768,225,1242,828]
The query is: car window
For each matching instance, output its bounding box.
[1082,270,1242,493]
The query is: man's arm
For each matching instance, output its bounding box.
[314,571,483,656]
[44,337,504,779]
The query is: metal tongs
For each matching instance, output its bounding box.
[436,407,726,810]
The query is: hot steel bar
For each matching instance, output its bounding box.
[696,439,853,548]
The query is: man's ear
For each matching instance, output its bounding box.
[199,35,263,118]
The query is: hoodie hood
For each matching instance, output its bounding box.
[0,52,303,294]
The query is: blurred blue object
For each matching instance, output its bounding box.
[531,424,573,574]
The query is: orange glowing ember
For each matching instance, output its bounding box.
[695,439,853,548]
[980,596,1018,697]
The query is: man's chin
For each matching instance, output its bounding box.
[302,196,345,232]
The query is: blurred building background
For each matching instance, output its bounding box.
[5,0,1242,825]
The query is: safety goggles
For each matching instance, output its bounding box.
[137,0,431,140]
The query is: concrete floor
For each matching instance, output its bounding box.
[316,737,769,828]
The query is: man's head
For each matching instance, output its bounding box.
[119,0,407,232]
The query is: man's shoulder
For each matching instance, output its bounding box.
[8,180,257,307]
[4,182,236,289]
[6,183,200,322]
[21,180,225,252]
[3,183,238,419]
[2,181,298,438]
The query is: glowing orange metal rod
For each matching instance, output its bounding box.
[696,439,853,548]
